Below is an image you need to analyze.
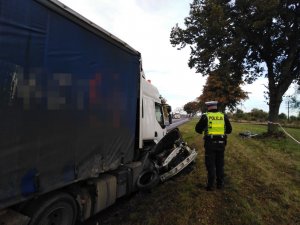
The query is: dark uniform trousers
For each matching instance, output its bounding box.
[204,141,225,187]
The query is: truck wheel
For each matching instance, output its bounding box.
[24,193,78,225]
[136,169,159,191]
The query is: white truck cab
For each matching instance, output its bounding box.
[139,72,166,148]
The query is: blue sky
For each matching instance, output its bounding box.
[59,0,296,115]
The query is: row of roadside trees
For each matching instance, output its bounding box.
[230,108,300,123]
[183,102,300,127]
[183,100,300,122]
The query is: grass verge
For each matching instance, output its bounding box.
[91,120,300,225]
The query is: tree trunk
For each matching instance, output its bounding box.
[265,57,292,134]
[268,103,280,133]
[267,87,282,134]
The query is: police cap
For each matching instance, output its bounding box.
[205,101,218,107]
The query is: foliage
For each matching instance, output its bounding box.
[234,109,247,120]
[198,70,248,112]
[232,108,269,122]
[289,115,299,121]
[231,108,300,127]
[170,0,300,133]
[278,113,287,120]
[249,108,268,121]
[183,101,200,116]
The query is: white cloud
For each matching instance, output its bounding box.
[59,0,199,110]
[135,0,174,13]
[242,78,268,111]
[58,0,295,115]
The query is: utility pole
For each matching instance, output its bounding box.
[288,101,290,121]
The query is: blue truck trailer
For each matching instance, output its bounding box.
[0,0,197,224]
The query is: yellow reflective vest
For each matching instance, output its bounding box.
[205,112,225,135]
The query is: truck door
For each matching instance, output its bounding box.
[154,102,166,142]
[141,96,166,143]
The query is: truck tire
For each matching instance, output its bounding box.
[136,169,159,191]
[24,192,78,225]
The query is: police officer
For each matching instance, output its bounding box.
[195,101,232,191]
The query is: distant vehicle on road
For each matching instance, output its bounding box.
[173,113,181,119]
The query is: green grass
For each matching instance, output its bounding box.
[94,120,300,225]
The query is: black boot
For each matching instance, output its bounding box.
[206,185,214,191]
[206,179,214,191]
[216,181,224,189]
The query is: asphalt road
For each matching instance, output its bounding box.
[166,117,190,131]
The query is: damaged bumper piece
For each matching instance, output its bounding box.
[158,143,197,182]
[136,128,197,190]
[151,128,197,182]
